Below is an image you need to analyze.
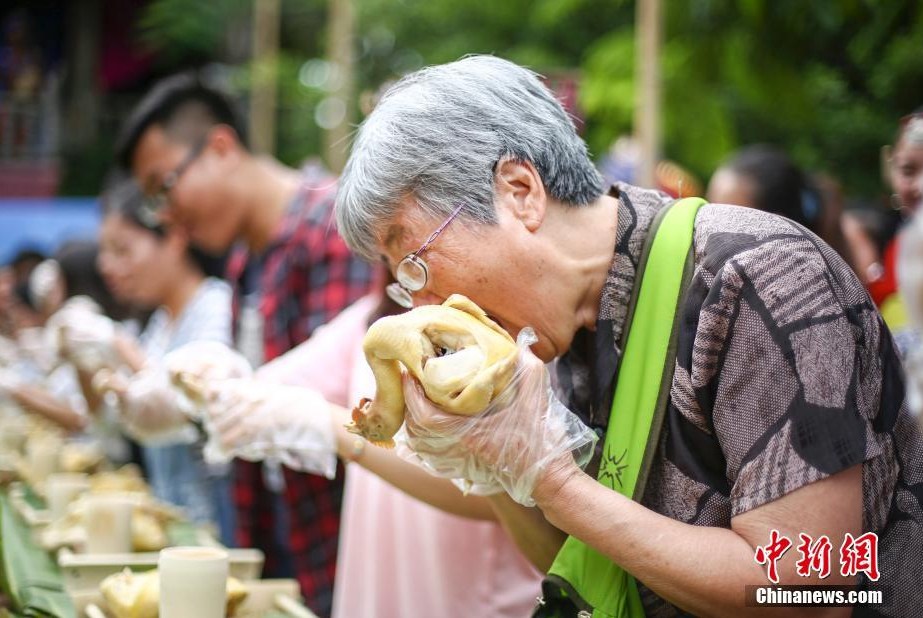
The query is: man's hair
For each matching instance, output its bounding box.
[335,55,605,261]
[116,72,246,169]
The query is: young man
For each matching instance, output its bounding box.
[116,73,376,616]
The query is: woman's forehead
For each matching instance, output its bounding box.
[380,209,430,251]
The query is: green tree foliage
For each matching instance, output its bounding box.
[138,0,923,197]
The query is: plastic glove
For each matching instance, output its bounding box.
[0,368,22,396]
[28,259,63,314]
[163,341,252,409]
[115,367,196,445]
[202,379,336,478]
[0,335,19,367]
[48,300,122,373]
[16,326,58,374]
[396,328,598,506]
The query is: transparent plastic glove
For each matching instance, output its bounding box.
[0,335,19,368]
[0,335,19,367]
[116,367,197,445]
[202,379,336,478]
[48,301,121,373]
[163,341,252,409]
[0,368,22,396]
[16,326,58,374]
[397,328,598,507]
[28,259,63,313]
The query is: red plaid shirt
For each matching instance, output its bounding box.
[226,172,376,617]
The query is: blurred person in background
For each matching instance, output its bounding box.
[85,175,236,544]
[8,248,45,286]
[898,174,923,415]
[115,73,376,615]
[0,240,136,464]
[27,241,135,322]
[840,204,895,288]
[178,275,543,618]
[0,249,46,341]
[708,144,860,275]
[0,267,16,337]
[861,107,923,352]
[0,248,46,335]
[707,144,823,233]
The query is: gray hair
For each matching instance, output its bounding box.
[336,55,604,261]
[905,116,923,146]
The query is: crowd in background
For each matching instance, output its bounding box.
[0,61,921,618]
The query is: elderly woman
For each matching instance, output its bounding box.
[335,56,921,617]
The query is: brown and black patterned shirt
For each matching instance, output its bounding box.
[554,184,922,617]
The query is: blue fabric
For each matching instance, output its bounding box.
[138,278,236,545]
[142,442,236,546]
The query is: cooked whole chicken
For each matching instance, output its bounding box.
[99,568,248,618]
[349,294,518,446]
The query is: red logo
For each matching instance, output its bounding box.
[839,532,881,581]
[755,531,881,584]
[754,529,793,584]
[795,533,832,579]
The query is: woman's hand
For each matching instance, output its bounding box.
[116,367,191,442]
[52,305,122,373]
[201,379,338,478]
[399,342,597,506]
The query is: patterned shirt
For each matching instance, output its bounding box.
[226,170,376,617]
[554,184,922,617]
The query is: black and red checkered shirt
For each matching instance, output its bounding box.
[226,171,376,617]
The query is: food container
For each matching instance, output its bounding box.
[159,546,229,618]
[84,493,134,554]
[70,579,316,618]
[57,546,265,592]
[45,473,91,520]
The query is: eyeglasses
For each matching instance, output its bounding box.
[138,139,206,226]
[386,204,464,308]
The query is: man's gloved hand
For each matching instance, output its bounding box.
[201,379,337,478]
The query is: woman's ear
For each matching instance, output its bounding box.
[493,158,547,232]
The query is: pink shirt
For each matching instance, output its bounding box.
[258,295,543,618]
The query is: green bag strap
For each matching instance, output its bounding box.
[540,197,706,618]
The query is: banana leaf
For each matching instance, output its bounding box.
[0,492,75,618]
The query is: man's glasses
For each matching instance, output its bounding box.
[386,204,464,308]
[139,139,206,226]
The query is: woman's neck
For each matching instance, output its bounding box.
[553,193,621,333]
[161,267,205,320]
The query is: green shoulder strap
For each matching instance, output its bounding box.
[540,197,706,618]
